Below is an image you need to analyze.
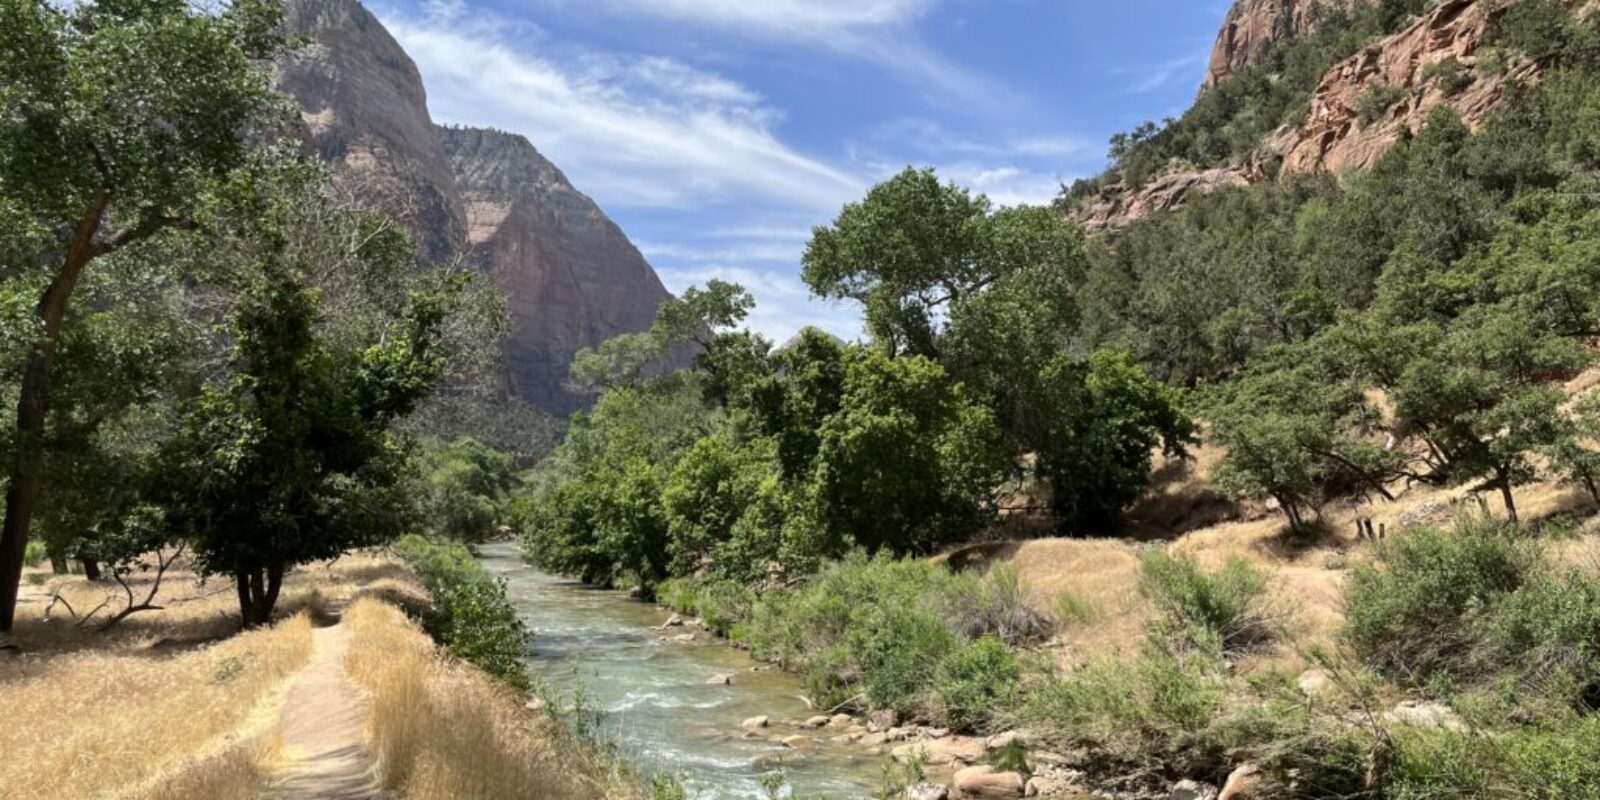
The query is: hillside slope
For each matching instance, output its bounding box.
[1078,0,1529,230]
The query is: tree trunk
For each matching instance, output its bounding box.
[80,558,101,582]
[0,194,109,633]
[1498,471,1519,524]
[234,563,286,628]
[1585,474,1599,507]
[49,554,67,575]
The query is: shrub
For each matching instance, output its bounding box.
[739,553,1034,729]
[1387,716,1600,799]
[1055,590,1104,626]
[933,636,1023,731]
[1139,551,1271,655]
[942,564,1055,645]
[1421,57,1474,95]
[657,577,756,637]
[23,539,47,568]
[1343,516,1540,684]
[1356,82,1408,128]
[1021,643,1228,769]
[393,535,531,690]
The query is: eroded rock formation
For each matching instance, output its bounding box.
[278,0,673,414]
[1205,0,1372,88]
[1082,0,1531,231]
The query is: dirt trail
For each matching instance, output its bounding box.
[270,617,384,800]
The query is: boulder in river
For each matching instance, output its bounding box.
[891,736,986,766]
[954,765,1026,797]
[741,715,770,731]
[802,715,830,728]
[827,713,855,729]
[904,783,949,800]
[869,708,899,731]
[706,673,733,685]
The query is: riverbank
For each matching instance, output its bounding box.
[0,548,646,800]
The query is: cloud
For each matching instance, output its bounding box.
[588,0,935,35]
[1114,53,1207,95]
[558,0,1015,114]
[378,10,863,211]
[655,264,863,344]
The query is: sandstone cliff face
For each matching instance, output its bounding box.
[1205,0,1372,88]
[442,127,672,415]
[1083,0,1526,231]
[1270,0,1527,174]
[277,0,466,265]
[278,0,674,415]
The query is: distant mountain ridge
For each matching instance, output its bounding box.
[276,0,673,415]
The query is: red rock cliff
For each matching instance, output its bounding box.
[277,0,674,415]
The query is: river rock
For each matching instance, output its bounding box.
[955,765,1026,797]
[1220,763,1261,800]
[664,632,697,644]
[780,735,809,747]
[659,612,685,628]
[985,730,1023,750]
[741,715,770,731]
[827,713,855,729]
[904,784,949,800]
[802,715,831,728]
[859,732,890,747]
[1169,779,1219,800]
[1385,700,1467,733]
[869,708,900,732]
[706,673,733,686]
[892,736,986,766]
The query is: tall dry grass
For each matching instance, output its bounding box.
[344,601,636,800]
[0,614,312,800]
[342,598,639,800]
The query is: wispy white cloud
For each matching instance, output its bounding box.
[546,0,1016,114]
[378,10,863,211]
[638,239,805,265]
[1113,53,1207,95]
[584,0,936,35]
[656,264,863,344]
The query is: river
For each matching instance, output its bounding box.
[478,541,890,799]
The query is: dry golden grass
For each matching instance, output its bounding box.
[342,598,639,800]
[0,551,429,800]
[0,613,311,800]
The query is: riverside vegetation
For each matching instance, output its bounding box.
[513,3,1600,797]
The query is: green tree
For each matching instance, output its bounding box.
[803,348,1008,555]
[160,251,458,626]
[415,437,518,541]
[0,0,286,630]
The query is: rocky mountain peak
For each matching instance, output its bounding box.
[278,0,674,415]
[1205,0,1373,89]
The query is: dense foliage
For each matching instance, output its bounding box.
[393,534,531,690]
[519,172,1191,593]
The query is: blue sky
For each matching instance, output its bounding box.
[372,0,1235,341]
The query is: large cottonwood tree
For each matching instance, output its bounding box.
[0,0,285,631]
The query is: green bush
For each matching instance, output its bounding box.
[656,576,755,637]
[1387,716,1600,799]
[1356,82,1408,128]
[735,554,1034,729]
[393,534,531,690]
[933,636,1023,731]
[23,539,47,568]
[1343,516,1540,683]
[1139,551,1271,655]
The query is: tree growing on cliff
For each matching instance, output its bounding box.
[0,0,287,631]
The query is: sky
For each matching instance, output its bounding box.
[370,0,1236,342]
